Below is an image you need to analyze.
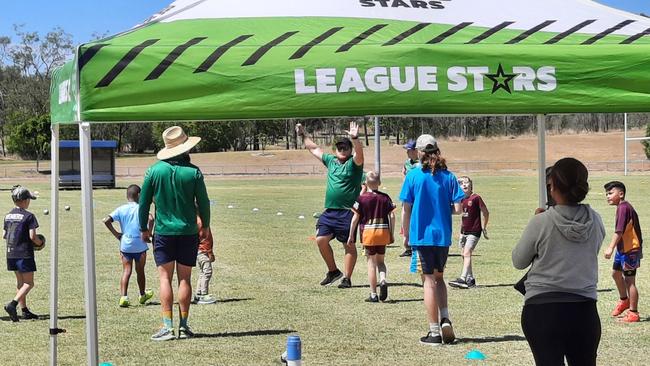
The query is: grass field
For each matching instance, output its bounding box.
[0,175,648,365]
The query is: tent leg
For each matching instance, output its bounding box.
[537,114,547,209]
[79,122,99,365]
[624,113,628,176]
[374,117,381,175]
[49,124,60,366]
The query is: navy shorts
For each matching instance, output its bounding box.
[316,209,355,243]
[410,246,449,274]
[153,234,199,267]
[121,251,146,262]
[7,258,37,272]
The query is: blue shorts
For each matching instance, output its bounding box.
[121,251,146,262]
[7,258,37,272]
[613,250,642,274]
[153,234,199,267]
[316,209,355,243]
[410,246,449,274]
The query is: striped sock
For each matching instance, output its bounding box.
[162,311,173,329]
[179,311,189,328]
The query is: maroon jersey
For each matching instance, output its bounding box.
[615,201,642,254]
[352,190,396,246]
[460,193,486,235]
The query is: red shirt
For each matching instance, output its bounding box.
[197,216,214,253]
[460,193,486,235]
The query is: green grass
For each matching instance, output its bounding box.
[0,175,649,365]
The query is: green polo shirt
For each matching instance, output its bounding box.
[138,155,210,235]
[322,153,364,209]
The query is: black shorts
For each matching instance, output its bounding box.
[411,246,449,274]
[364,245,387,256]
[7,258,36,272]
[153,234,199,267]
[316,209,354,243]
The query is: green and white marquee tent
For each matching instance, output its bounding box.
[49,0,650,364]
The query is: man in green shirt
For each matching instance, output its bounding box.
[139,126,211,341]
[296,122,364,288]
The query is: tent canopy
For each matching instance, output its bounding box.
[51,0,650,123]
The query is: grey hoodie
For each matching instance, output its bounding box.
[512,204,605,302]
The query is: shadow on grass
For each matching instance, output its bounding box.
[382,298,423,303]
[477,283,516,288]
[218,297,254,303]
[193,329,295,338]
[596,288,614,293]
[1,314,85,321]
[456,335,526,344]
[350,282,422,289]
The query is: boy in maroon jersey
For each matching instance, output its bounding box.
[449,176,489,289]
[348,171,396,302]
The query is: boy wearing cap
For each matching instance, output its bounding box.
[139,126,211,341]
[399,140,418,258]
[400,135,464,345]
[296,122,364,288]
[3,185,43,321]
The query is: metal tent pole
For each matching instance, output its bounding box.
[624,113,628,176]
[49,124,62,365]
[537,114,547,208]
[374,117,381,175]
[79,122,99,365]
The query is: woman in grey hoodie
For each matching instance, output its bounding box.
[512,158,605,366]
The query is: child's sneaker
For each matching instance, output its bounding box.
[379,280,388,301]
[440,318,456,344]
[611,298,630,317]
[22,309,39,320]
[4,303,19,322]
[449,278,468,289]
[419,332,442,346]
[139,289,154,305]
[365,295,379,303]
[118,296,130,308]
[178,325,195,339]
[319,269,343,286]
[337,277,352,289]
[399,249,412,257]
[197,294,217,305]
[466,277,476,288]
[150,327,175,341]
[618,311,640,323]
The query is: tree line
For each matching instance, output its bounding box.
[2,26,650,163]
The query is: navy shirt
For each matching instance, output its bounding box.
[4,207,38,259]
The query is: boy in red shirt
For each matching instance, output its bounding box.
[449,176,489,289]
[603,181,642,323]
[348,171,396,302]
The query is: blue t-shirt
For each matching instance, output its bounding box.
[110,202,149,253]
[399,168,464,246]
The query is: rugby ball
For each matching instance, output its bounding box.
[33,234,46,251]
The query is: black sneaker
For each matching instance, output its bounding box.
[319,269,343,286]
[337,277,351,289]
[4,303,18,322]
[365,295,379,303]
[420,332,442,346]
[399,249,412,257]
[379,280,388,302]
[440,318,456,344]
[466,277,476,288]
[449,278,468,289]
[22,309,39,320]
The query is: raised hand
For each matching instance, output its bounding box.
[344,121,359,139]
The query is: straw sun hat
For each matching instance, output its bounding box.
[156,126,201,160]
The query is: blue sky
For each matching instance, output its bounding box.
[1,1,649,45]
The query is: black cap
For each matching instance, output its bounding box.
[334,138,353,150]
[11,185,36,202]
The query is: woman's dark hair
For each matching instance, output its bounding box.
[420,149,447,174]
[549,157,589,204]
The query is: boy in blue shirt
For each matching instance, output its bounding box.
[4,185,43,321]
[104,184,154,307]
[400,135,464,346]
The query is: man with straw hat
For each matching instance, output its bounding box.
[139,125,211,341]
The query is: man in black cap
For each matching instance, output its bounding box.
[296,122,364,288]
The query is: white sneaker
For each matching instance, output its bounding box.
[197,294,217,304]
